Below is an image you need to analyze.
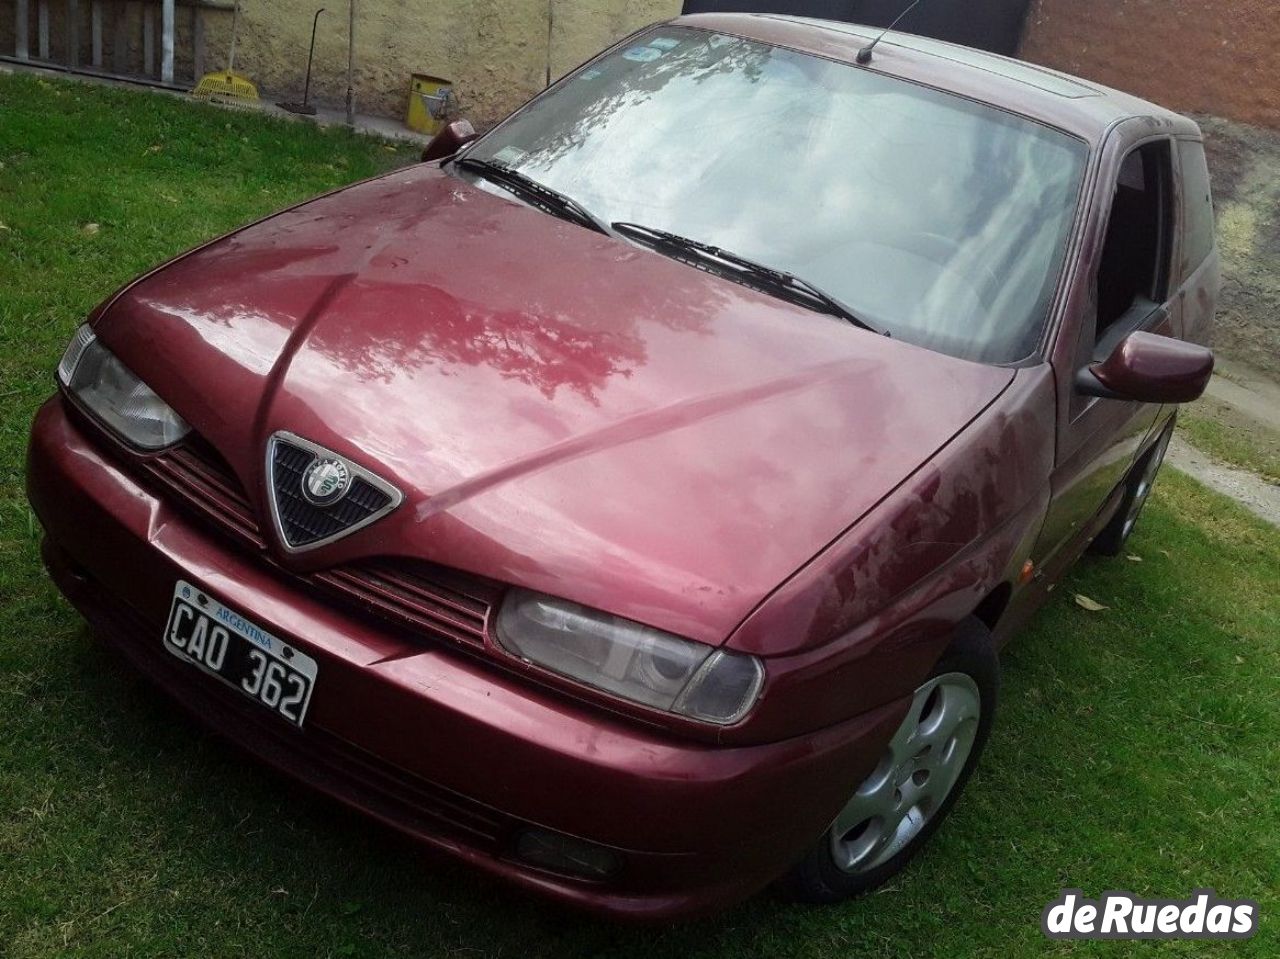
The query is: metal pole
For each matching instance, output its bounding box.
[66,0,78,68]
[143,6,154,75]
[344,0,355,126]
[15,0,29,60]
[37,0,49,60]
[303,7,324,108]
[545,0,553,87]
[227,0,240,72]
[90,0,101,66]
[161,0,174,83]
[112,0,127,73]
[193,4,204,79]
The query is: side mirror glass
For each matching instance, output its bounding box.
[421,119,478,163]
[1077,331,1214,404]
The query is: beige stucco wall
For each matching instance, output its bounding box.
[3,1,680,128]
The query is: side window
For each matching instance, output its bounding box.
[1094,141,1174,341]
[1178,141,1215,280]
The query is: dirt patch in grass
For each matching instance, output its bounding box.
[1196,115,1280,376]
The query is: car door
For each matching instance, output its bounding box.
[1170,138,1220,348]
[1035,122,1179,569]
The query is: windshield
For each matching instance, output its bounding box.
[464,26,1088,363]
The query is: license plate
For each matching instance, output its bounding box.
[164,581,318,727]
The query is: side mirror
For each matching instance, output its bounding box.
[1077,331,1214,404]
[421,119,478,163]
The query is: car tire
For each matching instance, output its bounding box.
[776,617,998,904]
[1089,421,1174,558]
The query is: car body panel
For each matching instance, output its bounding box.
[729,366,1056,654]
[28,398,909,918]
[723,366,1055,740]
[671,14,1200,145]
[95,163,1014,647]
[1036,117,1218,568]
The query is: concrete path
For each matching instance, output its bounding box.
[1206,357,1280,432]
[1167,436,1280,526]
[1165,356,1280,526]
[260,100,431,146]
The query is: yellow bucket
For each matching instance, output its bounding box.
[406,74,454,135]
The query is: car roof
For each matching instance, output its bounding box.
[672,13,1200,145]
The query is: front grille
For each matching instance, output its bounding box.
[59,565,515,851]
[270,440,395,549]
[317,562,491,648]
[142,439,265,549]
[142,439,498,651]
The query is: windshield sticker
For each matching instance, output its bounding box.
[647,37,680,51]
[622,45,664,63]
[492,146,527,166]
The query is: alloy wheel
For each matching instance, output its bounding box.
[829,672,981,874]
[1122,431,1172,540]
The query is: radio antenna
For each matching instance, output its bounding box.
[857,0,928,65]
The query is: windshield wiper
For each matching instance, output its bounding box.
[611,222,888,336]
[455,157,616,238]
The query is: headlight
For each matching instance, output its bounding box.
[495,589,764,725]
[57,325,189,450]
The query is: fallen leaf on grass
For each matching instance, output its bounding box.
[1074,594,1108,612]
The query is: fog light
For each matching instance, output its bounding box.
[513,828,622,880]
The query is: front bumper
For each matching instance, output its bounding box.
[26,397,907,919]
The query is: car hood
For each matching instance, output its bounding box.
[97,163,1014,648]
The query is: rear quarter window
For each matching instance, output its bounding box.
[1178,141,1215,280]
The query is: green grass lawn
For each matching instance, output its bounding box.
[1177,411,1280,486]
[2,73,1278,957]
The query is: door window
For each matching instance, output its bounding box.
[1177,141,1215,281]
[1094,141,1174,342]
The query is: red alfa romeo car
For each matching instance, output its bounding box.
[27,14,1217,918]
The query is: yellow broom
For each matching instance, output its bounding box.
[193,2,258,101]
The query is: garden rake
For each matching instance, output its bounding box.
[193,2,259,102]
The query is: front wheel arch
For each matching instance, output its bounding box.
[775,617,999,903]
[972,581,1013,632]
